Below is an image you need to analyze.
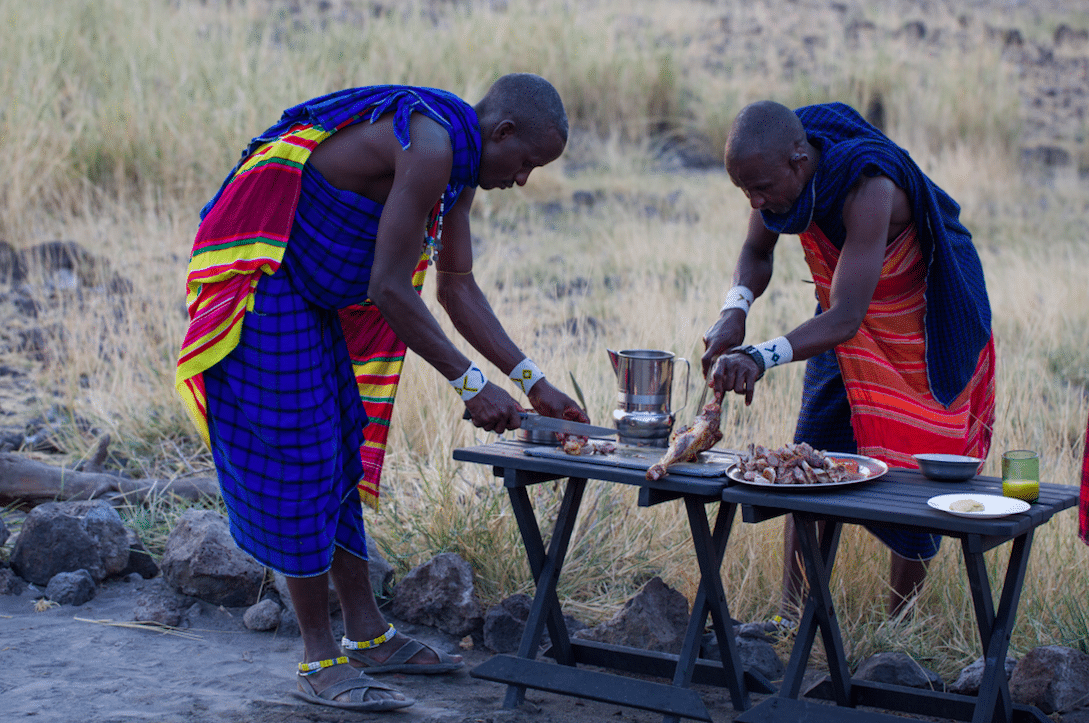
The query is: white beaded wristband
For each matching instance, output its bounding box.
[509,358,545,395]
[450,361,488,401]
[754,336,793,371]
[720,285,755,315]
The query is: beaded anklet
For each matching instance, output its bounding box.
[342,623,397,651]
[298,655,349,676]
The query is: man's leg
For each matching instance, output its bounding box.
[330,547,462,668]
[285,571,407,704]
[888,552,928,616]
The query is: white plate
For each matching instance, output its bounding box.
[927,493,1030,519]
[727,452,888,489]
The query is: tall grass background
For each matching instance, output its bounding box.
[2,0,1087,677]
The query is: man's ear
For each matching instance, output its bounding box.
[492,119,516,142]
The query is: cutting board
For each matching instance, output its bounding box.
[523,444,738,478]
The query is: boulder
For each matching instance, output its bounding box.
[0,513,8,546]
[575,576,690,655]
[1009,645,1089,714]
[9,500,129,584]
[949,655,1018,695]
[133,578,192,627]
[854,652,944,691]
[160,509,264,607]
[0,567,28,595]
[45,569,97,606]
[483,593,534,653]
[391,552,484,638]
[701,628,785,683]
[118,527,159,580]
[243,598,282,632]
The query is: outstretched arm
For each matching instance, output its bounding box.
[702,209,779,375]
[710,175,895,404]
[434,190,589,423]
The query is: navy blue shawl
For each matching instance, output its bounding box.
[761,103,991,407]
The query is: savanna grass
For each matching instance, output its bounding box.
[1,0,1086,680]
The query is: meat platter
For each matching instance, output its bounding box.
[727,451,887,489]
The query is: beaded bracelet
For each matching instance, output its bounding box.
[741,336,793,380]
[342,623,397,651]
[720,285,755,315]
[509,358,545,395]
[450,361,487,401]
[298,655,349,675]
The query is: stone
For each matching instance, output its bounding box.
[44,569,97,606]
[118,527,159,580]
[0,567,28,595]
[949,655,1018,695]
[854,652,944,691]
[575,577,690,655]
[483,593,533,653]
[391,552,484,638]
[1009,645,1089,714]
[366,536,395,599]
[133,578,192,627]
[243,598,282,632]
[160,509,264,607]
[9,500,130,584]
[701,630,784,682]
[0,513,8,546]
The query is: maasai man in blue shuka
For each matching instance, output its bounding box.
[703,100,995,621]
[179,75,590,711]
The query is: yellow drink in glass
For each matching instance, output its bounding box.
[1002,478,1039,503]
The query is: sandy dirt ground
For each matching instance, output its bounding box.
[0,579,751,723]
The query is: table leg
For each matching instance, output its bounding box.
[780,515,852,705]
[502,473,586,708]
[962,531,1034,723]
[662,501,749,723]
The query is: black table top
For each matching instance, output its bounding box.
[720,468,1078,540]
[453,440,729,499]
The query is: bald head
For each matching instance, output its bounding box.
[725,100,806,169]
[475,73,568,144]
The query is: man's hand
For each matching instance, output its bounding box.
[527,380,591,423]
[710,351,762,406]
[702,309,747,377]
[463,384,523,433]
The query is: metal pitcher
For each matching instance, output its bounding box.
[607,348,690,447]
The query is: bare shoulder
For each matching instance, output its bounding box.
[308,112,453,201]
[843,173,912,241]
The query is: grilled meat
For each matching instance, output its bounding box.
[645,402,724,480]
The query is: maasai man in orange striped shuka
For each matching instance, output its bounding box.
[177,76,589,711]
[703,101,995,619]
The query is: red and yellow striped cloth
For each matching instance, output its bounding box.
[799,224,996,469]
[176,122,431,510]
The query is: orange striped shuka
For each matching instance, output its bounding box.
[798,223,996,469]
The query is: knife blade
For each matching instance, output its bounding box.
[518,413,617,438]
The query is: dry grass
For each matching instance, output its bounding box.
[2,0,1087,680]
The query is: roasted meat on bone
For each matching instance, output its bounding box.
[645,401,724,480]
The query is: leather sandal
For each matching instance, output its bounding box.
[342,626,463,675]
[291,657,415,711]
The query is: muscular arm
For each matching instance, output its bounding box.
[710,175,901,404]
[434,193,589,422]
[701,209,779,374]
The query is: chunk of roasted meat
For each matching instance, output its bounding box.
[735,442,862,485]
[559,433,617,456]
[645,402,724,480]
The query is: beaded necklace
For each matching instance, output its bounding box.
[424,198,444,264]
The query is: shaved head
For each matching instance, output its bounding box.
[475,73,568,143]
[725,100,806,168]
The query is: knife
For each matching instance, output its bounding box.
[460,409,616,437]
[518,413,617,438]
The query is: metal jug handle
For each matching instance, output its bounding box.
[673,357,691,417]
